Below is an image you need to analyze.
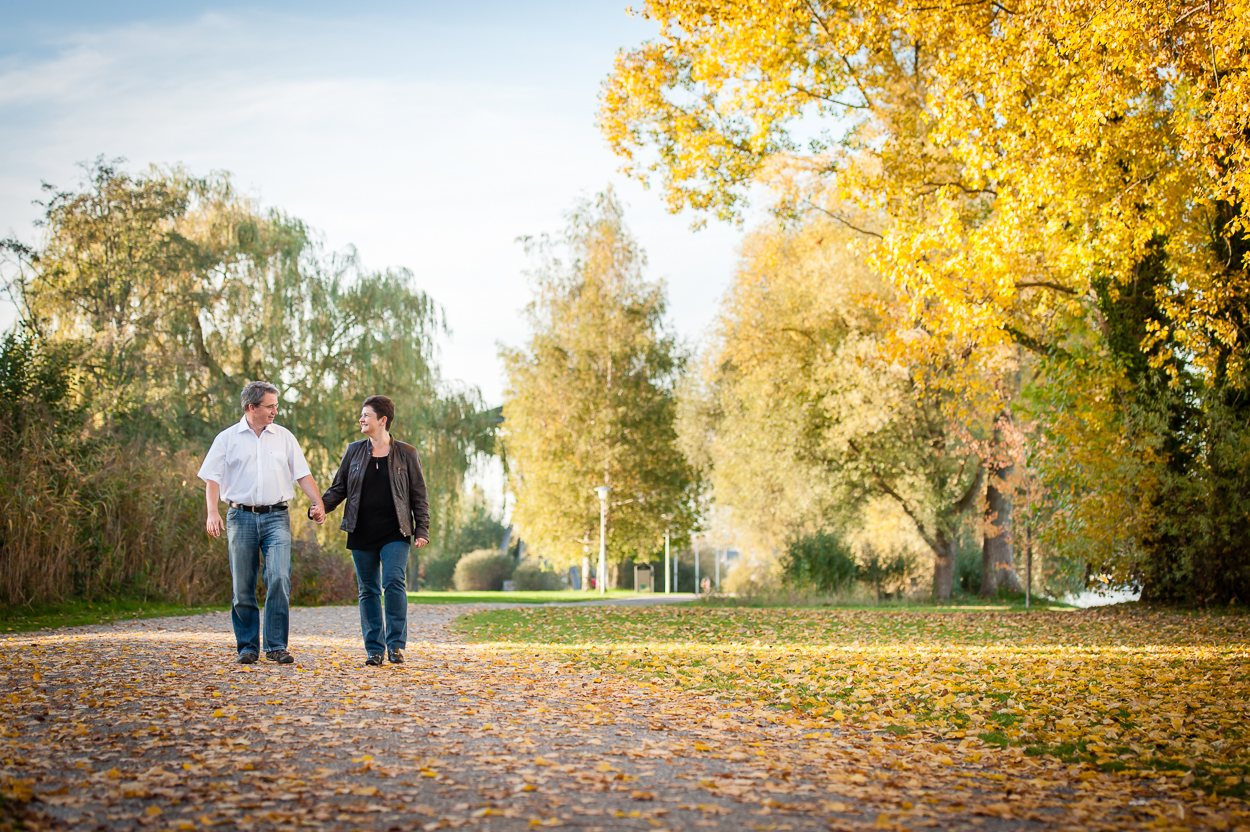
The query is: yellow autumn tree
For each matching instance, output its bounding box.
[686,216,1012,598]
[602,0,1250,602]
[602,0,1249,377]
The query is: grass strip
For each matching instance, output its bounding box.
[0,599,229,633]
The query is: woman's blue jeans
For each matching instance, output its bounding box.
[351,541,410,655]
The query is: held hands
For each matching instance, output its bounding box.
[307,503,326,525]
[206,511,224,538]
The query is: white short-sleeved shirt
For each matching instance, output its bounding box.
[197,417,312,506]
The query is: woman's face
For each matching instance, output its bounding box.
[359,406,386,434]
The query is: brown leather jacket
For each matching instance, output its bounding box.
[321,437,430,541]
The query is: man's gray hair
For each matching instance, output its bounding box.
[240,380,280,411]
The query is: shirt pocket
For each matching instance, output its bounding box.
[268,447,289,476]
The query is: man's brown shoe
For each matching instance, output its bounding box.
[388,649,404,664]
[266,649,294,664]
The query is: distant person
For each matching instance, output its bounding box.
[321,395,429,667]
[199,381,326,665]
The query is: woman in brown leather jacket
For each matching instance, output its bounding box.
[320,395,430,667]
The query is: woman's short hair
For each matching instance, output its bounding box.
[362,395,396,431]
[241,380,279,411]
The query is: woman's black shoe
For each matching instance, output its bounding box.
[365,654,384,667]
[387,649,404,664]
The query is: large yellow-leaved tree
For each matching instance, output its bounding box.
[601,0,1250,602]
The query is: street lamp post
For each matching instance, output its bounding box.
[693,533,700,594]
[661,514,671,595]
[664,528,671,594]
[594,486,611,595]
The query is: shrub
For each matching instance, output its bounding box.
[859,546,914,600]
[781,530,858,593]
[418,547,463,591]
[956,533,983,596]
[512,560,563,591]
[453,549,514,591]
[290,540,358,605]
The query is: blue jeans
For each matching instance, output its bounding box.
[351,541,410,655]
[227,508,292,655]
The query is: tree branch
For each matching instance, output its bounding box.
[919,180,998,197]
[1004,325,1069,358]
[1014,281,1078,295]
[953,462,984,515]
[802,201,884,239]
[846,438,940,553]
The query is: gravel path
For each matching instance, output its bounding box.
[1,605,1156,831]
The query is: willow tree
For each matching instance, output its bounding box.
[501,191,698,580]
[6,160,491,560]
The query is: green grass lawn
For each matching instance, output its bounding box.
[690,591,1077,611]
[1,588,653,632]
[0,598,229,633]
[406,589,643,604]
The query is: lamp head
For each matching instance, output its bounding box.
[593,485,612,502]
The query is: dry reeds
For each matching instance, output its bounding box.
[0,433,228,608]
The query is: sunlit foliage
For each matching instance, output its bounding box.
[601,1,1250,601]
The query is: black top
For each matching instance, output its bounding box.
[345,452,409,551]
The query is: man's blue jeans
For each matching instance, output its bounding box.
[351,541,410,656]
[227,507,292,655]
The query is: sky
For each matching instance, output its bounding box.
[0,0,747,408]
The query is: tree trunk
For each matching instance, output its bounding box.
[932,529,957,600]
[981,421,1022,597]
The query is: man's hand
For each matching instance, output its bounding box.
[205,480,224,538]
[207,510,224,538]
[414,537,429,549]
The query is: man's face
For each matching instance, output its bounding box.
[249,393,279,427]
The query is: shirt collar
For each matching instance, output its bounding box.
[236,416,277,434]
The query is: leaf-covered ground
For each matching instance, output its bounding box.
[459,607,1250,809]
[1,604,1247,831]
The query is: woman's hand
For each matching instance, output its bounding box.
[414,538,429,549]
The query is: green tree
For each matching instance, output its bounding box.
[454,484,508,555]
[685,217,991,598]
[501,190,699,578]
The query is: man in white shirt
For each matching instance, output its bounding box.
[198,381,327,665]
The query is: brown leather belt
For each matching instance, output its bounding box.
[229,502,288,514]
